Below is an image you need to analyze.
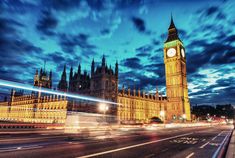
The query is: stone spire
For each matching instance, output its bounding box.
[91,58,95,75]
[69,66,73,91]
[133,86,136,97]
[122,85,125,95]
[49,70,52,80]
[165,14,181,43]
[138,88,141,97]
[49,70,52,88]
[78,63,81,75]
[156,82,159,99]
[69,66,73,81]
[115,60,118,79]
[102,55,105,67]
[62,64,66,80]
[101,55,106,73]
[57,64,68,92]
[40,68,43,79]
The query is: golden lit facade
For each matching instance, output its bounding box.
[0,90,67,123]
[117,87,168,123]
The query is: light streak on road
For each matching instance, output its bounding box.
[0,79,118,105]
[77,132,193,158]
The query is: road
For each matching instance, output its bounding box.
[0,125,233,158]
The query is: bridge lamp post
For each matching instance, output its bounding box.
[99,103,109,122]
[160,110,165,123]
[182,114,186,123]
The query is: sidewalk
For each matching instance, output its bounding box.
[226,129,235,158]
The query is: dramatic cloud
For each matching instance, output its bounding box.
[131,16,152,35]
[121,57,143,69]
[136,44,154,57]
[131,17,146,33]
[206,6,219,16]
[100,28,110,36]
[42,0,81,11]
[36,10,58,36]
[58,33,97,57]
[0,0,235,104]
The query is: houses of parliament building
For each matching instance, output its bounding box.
[0,17,191,124]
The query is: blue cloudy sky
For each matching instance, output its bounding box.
[0,0,235,105]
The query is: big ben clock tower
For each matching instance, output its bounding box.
[163,16,191,121]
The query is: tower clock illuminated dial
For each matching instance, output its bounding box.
[181,48,185,58]
[167,48,176,57]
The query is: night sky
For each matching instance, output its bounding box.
[0,0,235,105]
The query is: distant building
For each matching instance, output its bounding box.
[192,104,234,119]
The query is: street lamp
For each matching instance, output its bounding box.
[160,110,165,123]
[99,103,109,113]
[99,103,109,122]
[182,114,186,123]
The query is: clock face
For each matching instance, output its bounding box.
[167,48,176,57]
[181,48,185,57]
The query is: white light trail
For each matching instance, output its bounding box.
[0,79,118,105]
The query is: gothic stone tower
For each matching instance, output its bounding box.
[163,17,191,121]
[58,65,68,92]
[34,68,52,89]
[90,55,118,102]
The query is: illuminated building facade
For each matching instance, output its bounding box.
[0,90,67,124]
[117,86,167,123]
[0,17,191,124]
[163,17,191,120]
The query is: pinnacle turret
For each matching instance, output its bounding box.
[91,58,95,75]
[102,55,105,67]
[78,63,81,75]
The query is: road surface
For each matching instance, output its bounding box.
[0,125,233,158]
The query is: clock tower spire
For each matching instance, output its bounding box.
[163,16,191,121]
[165,15,181,43]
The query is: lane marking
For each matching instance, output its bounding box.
[212,131,224,141]
[144,153,155,158]
[218,130,226,136]
[0,135,65,142]
[199,141,210,148]
[77,132,193,158]
[212,131,231,158]
[161,148,168,152]
[212,136,217,140]
[200,130,225,148]
[0,145,43,153]
[186,152,194,158]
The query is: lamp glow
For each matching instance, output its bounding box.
[160,110,165,117]
[99,103,109,112]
